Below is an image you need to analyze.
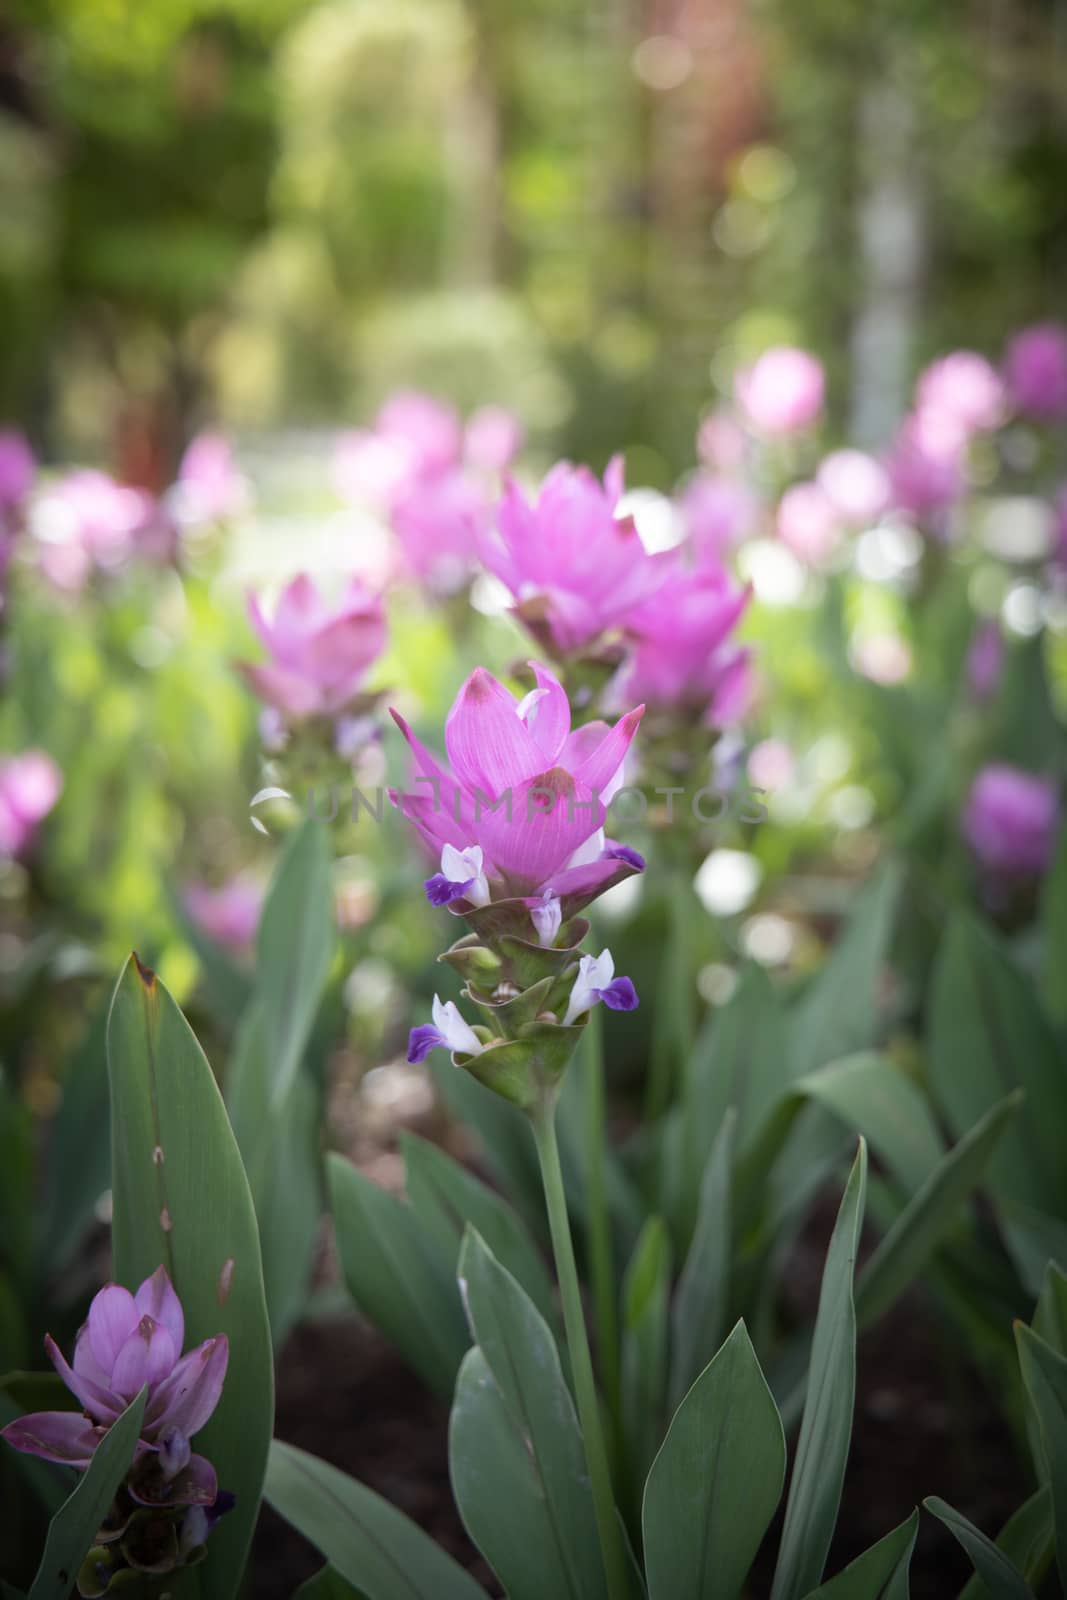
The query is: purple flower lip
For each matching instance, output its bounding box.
[0,1266,228,1497]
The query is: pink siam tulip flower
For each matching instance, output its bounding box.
[1,1266,228,1509]
[613,559,752,727]
[735,347,825,436]
[33,469,173,590]
[965,620,1003,703]
[915,351,1004,436]
[0,430,35,513]
[184,874,263,951]
[392,468,490,595]
[885,412,966,528]
[681,474,759,559]
[1004,323,1067,422]
[480,457,673,653]
[390,663,645,918]
[464,405,524,473]
[0,749,62,858]
[240,573,387,719]
[775,481,842,565]
[174,433,250,524]
[963,764,1060,878]
[816,449,890,526]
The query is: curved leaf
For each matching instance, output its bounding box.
[924,1499,1036,1599]
[801,1510,919,1598]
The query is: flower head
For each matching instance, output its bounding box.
[735,347,824,436]
[390,662,645,921]
[614,558,751,726]
[174,433,250,525]
[480,458,673,653]
[1004,323,1067,422]
[775,481,842,566]
[916,351,1004,437]
[681,474,759,560]
[962,764,1060,879]
[816,450,889,526]
[885,411,966,528]
[183,874,263,951]
[32,470,173,591]
[0,749,62,859]
[240,573,387,719]
[1,1266,228,1508]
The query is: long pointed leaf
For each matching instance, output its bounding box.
[924,1499,1036,1599]
[801,1510,919,1598]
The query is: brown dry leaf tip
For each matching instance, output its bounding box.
[132,951,157,988]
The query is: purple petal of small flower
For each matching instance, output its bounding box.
[595,976,638,1012]
[408,1025,447,1063]
[45,1334,122,1423]
[424,872,473,907]
[145,1335,228,1439]
[605,844,645,872]
[87,1284,140,1372]
[134,1266,185,1356]
[0,1410,101,1467]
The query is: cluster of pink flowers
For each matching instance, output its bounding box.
[336,390,523,594]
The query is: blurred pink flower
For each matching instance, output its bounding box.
[616,557,752,726]
[696,409,748,473]
[915,351,1004,436]
[464,405,524,473]
[748,738,795,793]
[776,481,842,565]
[33,469,172,590]
[390,662,645,915]
[735,348,825,436]
[175,433,249,524]
[392,469,490,595]
[885,412,966,527]
[0,430,35,512]
[481,457,673,653]
[816,449,890,526]
[682,474,759,559]
[852,633,912,685]
[0,750,62,858]
[184,875,263,951]
[963,764,1060,878]
[240,573,387,718]
[1004,323,1067,422]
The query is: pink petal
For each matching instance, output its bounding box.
[519,663,570,764]
[111,1320,177,1399]
[445,668,545,798]
[135,1267,185,1355]
[146,1336,228,1439]
[45,1336,122,1423]
[0,1410,101,1467]
[238,661,324,717]
[87,1286,140,1375]
[73,1329,114,1389]
[477,768,606,891]
[569,707,644,798]
[389,710,472,847]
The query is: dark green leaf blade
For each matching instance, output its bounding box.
[800,1510,919,1598]
[924,1498,1036,1599]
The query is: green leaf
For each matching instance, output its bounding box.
[788,864,900,1079]
[1039,825,1067,1024]
[1015,1324,1067,1593]
[1034,1262,1067,1355]
[450,1228,608,1600]
[621,1217,672,1492]
[801,1510,919,1598]
[38,999,111,1274]
[958,1489,1053,1600]
[292,1568,366,1599]
[327,1153,468,1400]
[924,1499,1036,1599]
[692,964,788,1147]
[642,1320,785,1600]
[770,1141,868,1600]
[671,1110,734,1409]
[265,1441,485,1600]
[254,819,335,1110]
[927,912,1067,1215]
[28,1387,145,1600]
[401,1132,556,1332]
[797,1054,943,1196]
[107,955,274,1600]
[429,1059,546,1242]
[854,1092,1020,1328]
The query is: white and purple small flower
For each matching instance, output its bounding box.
[563,949,638,1027]
[408,994,487,1063]
[531,890,562,947]
[424,843,491,908]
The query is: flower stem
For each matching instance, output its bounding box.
[532,1098,630,1600]
[582,1005,622,1434]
